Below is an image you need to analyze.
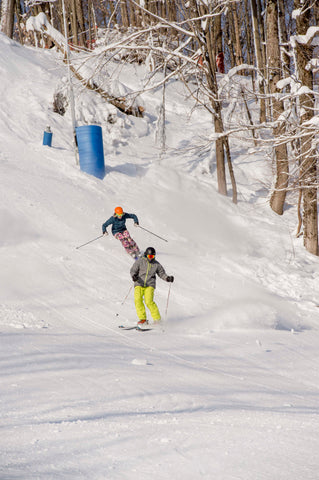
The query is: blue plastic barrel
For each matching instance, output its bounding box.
[43,129,53,146]
[76,125,105,179]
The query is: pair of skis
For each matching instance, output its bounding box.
[119,324,153,332]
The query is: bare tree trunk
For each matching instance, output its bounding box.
[277,0,290,78]
[1,0,16,38]
[195,0,228,196]
[251,0,266,123]
[241,88,257,144]
[87,0,93,49]
[224,11,236,69]
[120,0,129,28]
[107,0,116,28]
[231,1,243,68]
[294,0,318,255]
[15,0,24,44]
[62,0,73,47]
[70,0,78,46]
[267,0,289,215]
[167,0,176,23]
[301,136,318,256]
[214,117,227,196]
[214,8,222,62]
[243,0,254,86]
[224,136,237,203]
[256,0,266,67]
[226,6,237,69]
[56,0,64,37]
[75,0,86,47]
[130,0,139,27]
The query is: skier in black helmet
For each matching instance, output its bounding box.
[130,247,174,325]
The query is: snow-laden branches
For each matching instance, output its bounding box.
[290,26,319,48]
[26,12,65,45]
[26,13,144,116]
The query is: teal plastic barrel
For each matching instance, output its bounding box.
[76,125,105,179]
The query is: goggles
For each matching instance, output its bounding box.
[147,254,155,259]
[115,213,124,218]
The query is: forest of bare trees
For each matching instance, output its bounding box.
[1,0,318,255]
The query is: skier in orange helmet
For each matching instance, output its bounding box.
[102,206,140,260]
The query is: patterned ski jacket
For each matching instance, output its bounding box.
[130,256,168,289]
[102,213,139,235]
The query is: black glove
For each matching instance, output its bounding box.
[166,276,174,283]
[132,274,138,282]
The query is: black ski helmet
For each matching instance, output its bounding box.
[144,247,156,257]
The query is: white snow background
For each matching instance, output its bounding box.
[1,31,319,479]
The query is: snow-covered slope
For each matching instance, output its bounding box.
[1,33,319,479]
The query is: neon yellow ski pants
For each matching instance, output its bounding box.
[134,286,161,321]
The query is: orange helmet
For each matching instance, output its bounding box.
[114,206,123,215]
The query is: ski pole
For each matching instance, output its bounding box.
[137,225,168,243]
[75,234,104,250]
[115,284,133,317]
[164,283,172,322]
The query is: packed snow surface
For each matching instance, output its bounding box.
[1,32,319,479]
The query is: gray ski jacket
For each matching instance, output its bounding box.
[130,256,168,289]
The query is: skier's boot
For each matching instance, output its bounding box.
[138,319,148,325]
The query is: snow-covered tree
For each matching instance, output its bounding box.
[292,0,319,255]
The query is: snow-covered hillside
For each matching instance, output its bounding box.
[1,32,319,479]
